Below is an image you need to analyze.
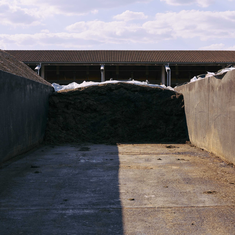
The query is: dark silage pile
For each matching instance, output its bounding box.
[44,83,188,144]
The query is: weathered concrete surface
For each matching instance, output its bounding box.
[175,70,235,165]
[0,144,235,234]
[0,70,54,163]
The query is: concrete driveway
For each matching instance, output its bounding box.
[0,144,235,234]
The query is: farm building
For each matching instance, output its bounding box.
[6,50,235,86]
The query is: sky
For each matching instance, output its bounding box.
[1,0,235,50]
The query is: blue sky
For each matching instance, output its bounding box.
[1,0,235,50]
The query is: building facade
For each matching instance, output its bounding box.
[6,50,235,86]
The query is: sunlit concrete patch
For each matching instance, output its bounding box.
[117,143,235,234]
[122,206,235,235]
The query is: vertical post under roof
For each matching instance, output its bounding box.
[41,64,45,79]
[165,64,171,87]
[100,64,105,82]
[161,66,165,85]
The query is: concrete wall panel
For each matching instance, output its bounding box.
[175,70,235,164]
[0,70,54,163]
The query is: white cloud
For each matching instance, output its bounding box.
[0,33,91,49]
[2,10,235,49]
[228,46,235,50]
[143,10,235,41]
[200,43,235,50]
[16,0,152,16]
[65,10,235,44]
[113,10,148,21]
[0,2,40,26]
[200,43,226,50]
[91,9,98,14]
[41,29,50,33]
[161,0,215,7]
[66,20,141,40]
[0,0,152,27]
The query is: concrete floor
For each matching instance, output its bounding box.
[0,143,235,235]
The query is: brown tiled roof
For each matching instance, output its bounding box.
[0,50,51,86]
[5,50,235,64]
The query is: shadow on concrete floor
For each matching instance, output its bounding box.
[0,144,124,235]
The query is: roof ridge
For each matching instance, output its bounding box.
[5,50,235,64]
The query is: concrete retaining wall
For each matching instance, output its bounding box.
[175,70,235,164]
[0,70,54,163]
